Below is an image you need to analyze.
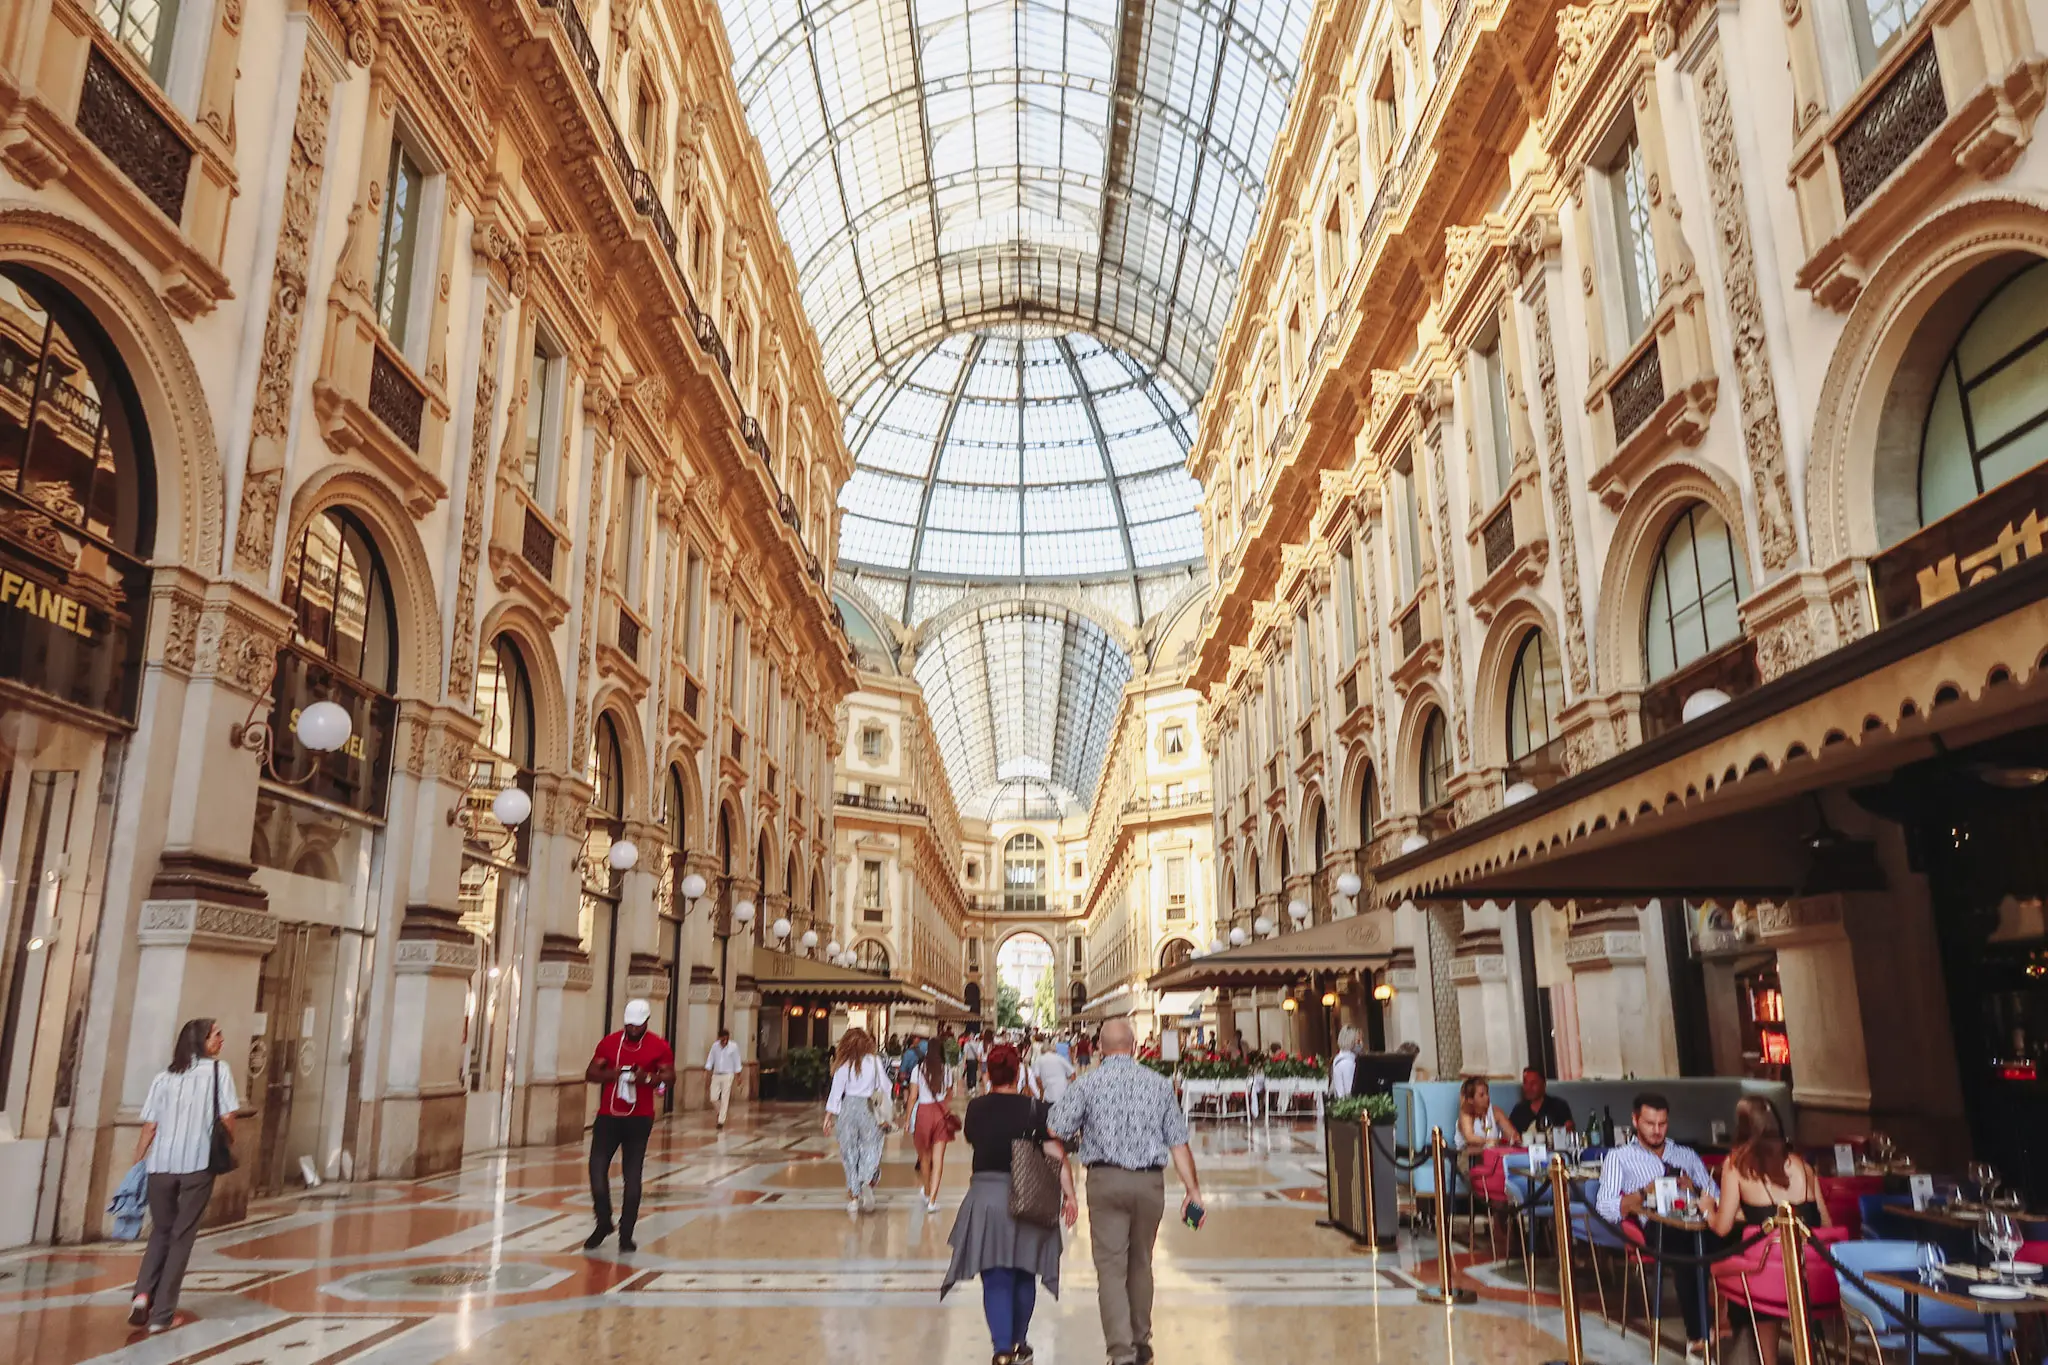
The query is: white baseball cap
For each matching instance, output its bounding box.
[623,999,652,1027]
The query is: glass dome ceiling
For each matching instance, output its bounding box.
[838,331,1203,579]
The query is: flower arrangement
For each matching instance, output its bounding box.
[1261,1054,1325,1080]
[1178,1053,1253,1081]
[1328,1093,1397,1125]
[1140,1058,1176,1078]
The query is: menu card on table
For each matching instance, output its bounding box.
[1910,1173,1935,1211]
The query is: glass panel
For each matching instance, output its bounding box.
[95,0,180,83]
[375,142,425,349]
[1920,365,1977,523]
[522,342,551,499]
[1611,131,1658,340]
[1645,504,1747,681]
[1483,342,1513,498]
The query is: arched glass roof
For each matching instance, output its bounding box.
[714,0,1318,402]
[837,330,1203,579]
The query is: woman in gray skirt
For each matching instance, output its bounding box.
[823,1027,889,1213]
[941,1042,1076,1365]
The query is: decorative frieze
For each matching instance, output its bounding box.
[446,293,503,704]
[1563,928,1646,967]
[1530,273,1593,696]
[138,900,279,956]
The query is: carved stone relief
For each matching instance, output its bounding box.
[446,295,502,704]
[1696,46,1800,575]
[234,57,335,577]
[1531,275,1594,695]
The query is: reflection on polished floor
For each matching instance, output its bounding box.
[0,1105,1654,1364]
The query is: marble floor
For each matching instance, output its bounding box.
[0,1102,1666,1364]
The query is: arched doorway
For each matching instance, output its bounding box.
[460,635,536,1150]
[250,506,400,1193]
[995,931,1055,1029]
[0,265,160,1202]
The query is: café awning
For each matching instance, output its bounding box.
[1146,912,1394,992]
[1152,990,1206,1018]
[748,946,923,1003]
[1370,560,2048,908]
[1072,990,1138,1023]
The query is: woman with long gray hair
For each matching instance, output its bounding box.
[128,1017,237,1333]
[823,1026,889,1214]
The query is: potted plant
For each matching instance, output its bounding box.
[1322,1093,1398,1249]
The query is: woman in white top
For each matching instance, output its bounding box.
[1031,1043,1076,1105]
[909,1049,956,1211]
[130,1018,238,1332]
[823,1027,890,1214]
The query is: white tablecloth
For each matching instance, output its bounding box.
[1179,1078,1255,1120]
[1260,1077,1329,1118]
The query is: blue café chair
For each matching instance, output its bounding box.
[1858,1194,1913,1240]
[1566,1175,1646,1341]
[1832,1240,1993,1362]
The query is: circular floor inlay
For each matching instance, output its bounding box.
[334,1262,564,1300]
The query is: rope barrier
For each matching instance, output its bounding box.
[1369,1125,1436,1171]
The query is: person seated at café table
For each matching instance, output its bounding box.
[1596,1092,1721,1363]
[1455,1077,1519,1252]
[1508,1067,1574,1135]
[1697,1095,1832,1365]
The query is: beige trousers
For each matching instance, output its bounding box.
[1085,1165,1167,1365]
[709,1071,735,1123]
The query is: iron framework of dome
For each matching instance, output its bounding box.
[837,331,1202,583]
[713,0,1319,404]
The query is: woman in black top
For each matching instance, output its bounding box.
[941,1043,1076,1365]
[1701,1095,1834,1365]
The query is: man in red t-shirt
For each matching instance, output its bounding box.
[584,998,674,1252]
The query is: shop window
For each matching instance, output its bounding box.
[0,266,156,722]
[521,329,564,503]
[373,136,430,353]
[1418,707,1452,811]
[1644,503,1749,682]
[94,0,179,84]
[1604,126,1659,342]
[1919,260,2048,526]
[269,507,399,815]
[1505,628,1564,762]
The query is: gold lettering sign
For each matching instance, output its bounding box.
[1914,510,2046,609]
[0,570,96,639]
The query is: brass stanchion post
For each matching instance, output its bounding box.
[1778,1203,1816,1365]
[1358,1114,1379,1248]
[1418,1125,1476,1304]
[1542,1158,1583,1365]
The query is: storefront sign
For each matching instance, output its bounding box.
[1870,464,2048,626]
[0,515,150,720]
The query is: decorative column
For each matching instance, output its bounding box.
[375,702,484,1177]
[516,772,593,1147]
[1450,925,1518,1078]
[1563,906,1676,1079]
[1759,895,1872,1142]
[677,848,723,1110]
[124,582,290,1226]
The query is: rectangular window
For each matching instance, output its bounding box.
[1852,0,1931,73]
[1296,611,1314,711]
[95,0,180,83]
[1071,859,1085,881]
[862,782,881,803]
[1397,452,1423,596]
[1166,856,1187,917]
[860,725,883,759]
[617,463,647,603]
[374,139,427,350]
[632,76,658,157]
[728,617,748,711]
[521,335,560,502]
[1336,540,1358,656]
[1608,129,1659,341]
[1163,724,1186,756]
[861,859,883,907]
[1479,337,1514,500]
[1165,781,1184,803]
[683,551,705,668]
[690,210,711,284]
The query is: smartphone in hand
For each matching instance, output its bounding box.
[1183,1200,1206,1230]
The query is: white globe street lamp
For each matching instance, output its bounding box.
[1287,898,1311,923]
[772,917,791,941]
[801,929,819,949]
[1228,927,1248,947]
[1253,915,1274,936]
[1336,872,1363,898]
[294,700,353,753]
[606,839,639,872]
[491,786,532,828]
[732,899,755,927]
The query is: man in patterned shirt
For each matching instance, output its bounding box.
[1049,1018,1205,1365]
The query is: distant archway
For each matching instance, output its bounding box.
[994,930,1056,1029]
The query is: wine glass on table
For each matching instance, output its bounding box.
[1919,1241,1948,1288]
[1967,1160,1998,1206]
[1987,1212,2022,1283]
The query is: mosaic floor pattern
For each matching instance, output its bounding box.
[0,1100,1660,1364]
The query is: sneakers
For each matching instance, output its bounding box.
[128,1294,149,1327]
[926,1196,940,1213]
[583,1222,614,1250]
[847,1196,861,1215]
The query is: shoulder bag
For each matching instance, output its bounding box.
[207,1060,238,1175]
[866,1058,894,1130]
[1009,1100,1061,1227]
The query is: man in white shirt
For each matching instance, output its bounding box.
[1033,1042,1077,1104]
[704,1027,743,1127]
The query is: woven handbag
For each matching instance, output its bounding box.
[1009,1102,1061,1227]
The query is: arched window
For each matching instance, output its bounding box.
[964,980,983,1013]
[582,713,628,1021]
[661,767,688,918]
[1070,980,1086,1015]
[1644,503,1748,682]
[1505,628,1565,761]
[1418,707,1452,811]
[1312,801,1327,868]
[1920,259,2048,525]
[1159,938,1194,971]
[271,507,399,814]
[1003,831,1047,913]
[1358,764,1378,845]
[280,508,396,691]
[475,636,536,774]
[0,266,156,720]
[854,939,890,973]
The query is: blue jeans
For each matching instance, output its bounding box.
[980,1266,1038,1352]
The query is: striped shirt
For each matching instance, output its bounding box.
[141,1059,237,1176]
[1595,1137,1719,1223]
